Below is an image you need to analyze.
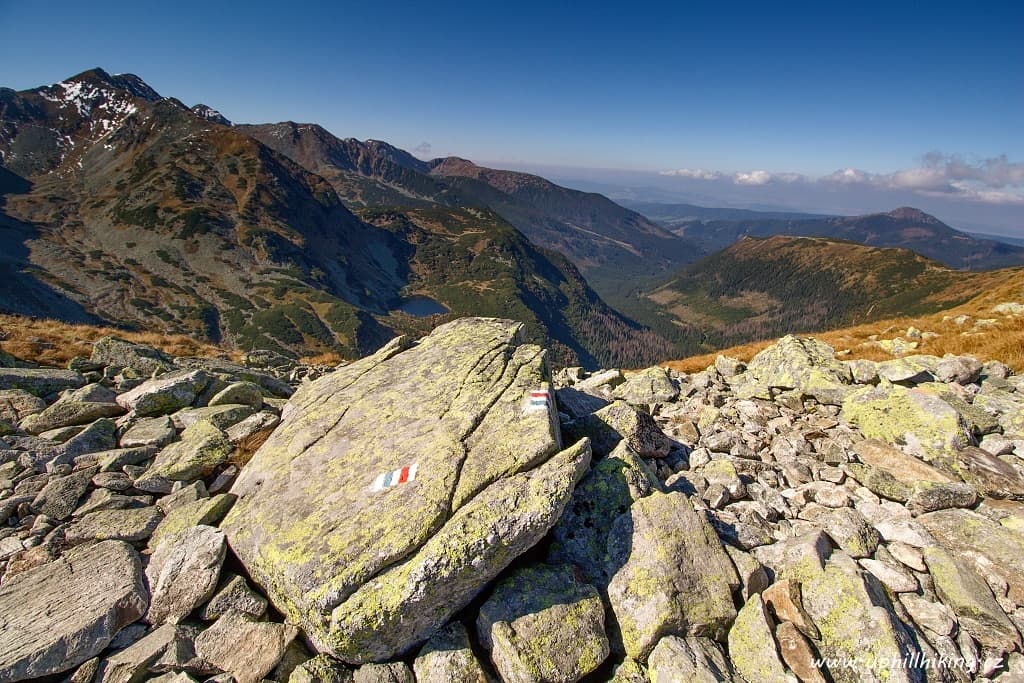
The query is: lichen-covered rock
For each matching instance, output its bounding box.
[800,552,919,683]
[290,655,355,683]
[209,381,263,410]
[173,356,294,398]
[841,384,972,463]
[31,466,97,520]
[727,594,791,683]
[569,400,671,458]
[743,336,853,405]
[225,410,281,444]
[116,369,210,417]
[352,662,415,683]
[94,623,179,683]
[613,366,679,405]
[135,420,232,490]
[64,506,163,545]
[173,404,255,431]
[331,438,590,663]
[91,336,173,375]
[922,546,1021,653]
[149,493,236,548]
[919,509,1024,605]
[0,389,46,423]
[477,563,608,682]
[119,416,177,449]
[605,491,739,661]
[223,319,586,663]
[934,355,983,384]
[0,540,148,681]
[20,398,125,434]
[194,612,298,683]
[646,635,735,682]
[146,525,226,625]
[0,367,85,397]
[413,622,490,683]
[548,441,661,585]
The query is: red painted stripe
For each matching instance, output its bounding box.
[398,466,410,484]
[530,391,549,397]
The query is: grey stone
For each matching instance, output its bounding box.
[116,369,210,417]
[0,540,147,681]
[91,337,173,375]
[119,416,176,449]
[199,572,268,621]
[413,622,490,683]
[646,635,735,683]
[606,491,739,660]
[477,563,608,682]
[209,381,263,410]
[0,367,85,398]
[194,611,298,683]
[145,525,226,625]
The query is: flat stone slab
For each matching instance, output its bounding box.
[0,540,148,681]
[223,318,573,662]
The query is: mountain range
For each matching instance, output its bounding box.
[2,68,1023,367]
[632,202,1024,270]
[0,68,687,368]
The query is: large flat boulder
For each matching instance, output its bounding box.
[740,335,853,405]
[0,367,84,398]
[222,318,581,663]
[0,540,148,681]
[841,384,972,464]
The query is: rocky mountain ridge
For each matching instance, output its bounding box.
[2,317,1024,681]
[0,69,678,368]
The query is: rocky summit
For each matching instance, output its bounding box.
[2,319,1024,682]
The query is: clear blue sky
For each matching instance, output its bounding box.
[1,1,1022,230]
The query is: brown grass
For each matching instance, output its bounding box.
[665,272,1024,373]
[230,427,276,468]
[0,314,241,368]
[297,350,346,366]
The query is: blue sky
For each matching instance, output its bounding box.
[1,1,1022,231]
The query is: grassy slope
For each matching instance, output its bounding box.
[664,268,1024,372]
[641,235,1020,353]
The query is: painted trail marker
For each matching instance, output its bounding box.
[525,388,552,413]
[372,463,418,492]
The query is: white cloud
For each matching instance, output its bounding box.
[660,152,1024,205]
[821,153,1024,205]
[733,170,774,185]
[412,141,433,158]
[659,168,723,180]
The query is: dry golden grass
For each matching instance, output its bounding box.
[0,314,241,368]
[665,271,1024,373]
[230,427,275,468]
[297,350,345,366]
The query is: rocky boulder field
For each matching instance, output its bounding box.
[1,319,1024,682]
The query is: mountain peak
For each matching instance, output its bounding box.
[191,104,231,126]
[886,206,941,224]
[62,68,162,102]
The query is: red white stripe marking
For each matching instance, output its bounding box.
[372,463,418,491]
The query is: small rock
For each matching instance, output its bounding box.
[477,563,609,683]
[646,635,735,682]
[199,572,268,621]
[116,369,210,417]
[728,594,791,683]
[145,525,226,625]
[193,611,298,683]
[413,622,490,683]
